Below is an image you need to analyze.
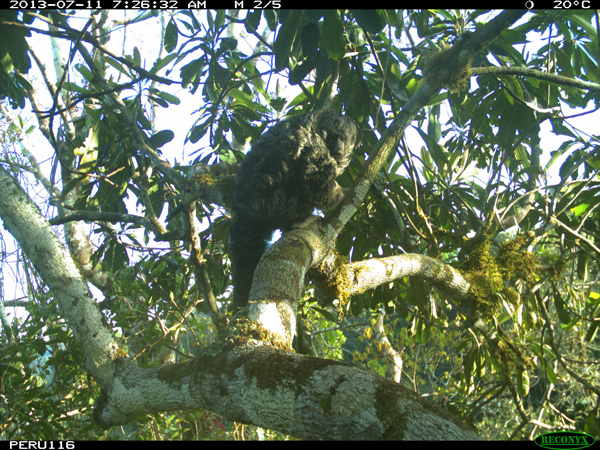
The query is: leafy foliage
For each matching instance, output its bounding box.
[1,9,600,440]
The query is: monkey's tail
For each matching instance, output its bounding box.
[229,219,273,310]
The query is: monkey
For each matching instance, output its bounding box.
[229,109,357,310]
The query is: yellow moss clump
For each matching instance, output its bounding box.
[464,235,536,318]
[312,252,352,320]
[422,39,473,93]
[192,172,216,189]
[495,234,536,283]
[214,316,292,353]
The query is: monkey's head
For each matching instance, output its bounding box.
[315,110,357,175]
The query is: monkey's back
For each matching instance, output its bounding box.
[229,110,357,309]
[233,114,329,231]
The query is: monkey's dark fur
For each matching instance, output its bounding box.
[230,109,357,309]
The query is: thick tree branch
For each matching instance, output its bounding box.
[345,254,471,300]
[0,165,125,385]
[93,342,482,440]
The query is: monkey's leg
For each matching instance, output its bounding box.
[229,219,273,310]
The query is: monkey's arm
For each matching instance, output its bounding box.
[314,181,348,211]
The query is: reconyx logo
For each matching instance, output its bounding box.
[534,431,595,450]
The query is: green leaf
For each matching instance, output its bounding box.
[463,350,475,389]
[516,367,530,396]
[322,10,346,61]
[585,411,597,435]
[553,291,571,324]
[164,19,178,53]
[132,47,141,67]
[418,320,431,344]
[290,57,320,85]
[150,89,181,105]
[417,127,448,168]
[75,64,95,83]
[218,37,237,53]
[62,82,91,94]
[148,130,174,148]
[104,56,130,76]
[264,9,278,31]
[351,10,383,34]
[245,10,261,32]
[228,88,254,106]
[301,22,320,59]
[312,306,337,323]
[304,10,325,23]
[0,11,32,76]
[180,58,205,88]
[584,320,599,343]
[427,105,442,143]
[577,252,589,281]
[31,338,47,357]
[274,10,304,71]
[151,54,178,74]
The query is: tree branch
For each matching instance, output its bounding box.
[93,342,482,440]
[48,209,155,229]
[470,66,600,93]
[345,253,471,300]
[0,165,124,385]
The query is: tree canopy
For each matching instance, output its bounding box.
[1,9,600,440]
